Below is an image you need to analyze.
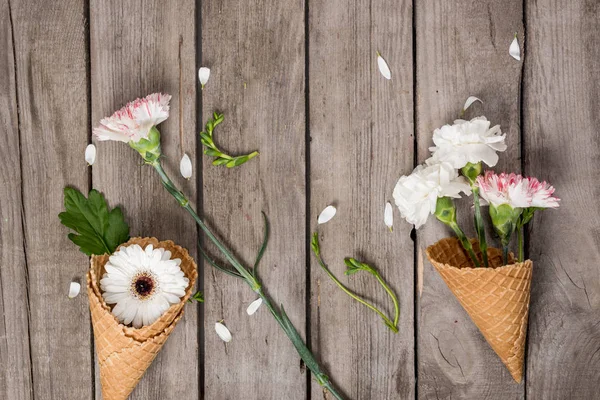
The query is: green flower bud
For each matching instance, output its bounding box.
[489,204,522,245]
[434,197,457,226]
[129,126,162,164]
[461,162,483,185]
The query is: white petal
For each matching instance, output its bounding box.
[68,282,81,299]
[509,35,521,61]
[377,52,391,80]
[85,144,96,166]
[215,321,232,342]
[462,96,482,113]
[246,298,263,315]
[180,153,193,179]
[317,205,337,224]
[384,202,393,231]
[198,67,210,88]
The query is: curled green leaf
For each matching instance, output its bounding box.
[200,112,259,168]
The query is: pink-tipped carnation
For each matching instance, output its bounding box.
[477,171,560,209]
[524,176,560,208]
[93,93,171,143]
[476,171,531,208]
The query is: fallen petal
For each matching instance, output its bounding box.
[180,153,193,179]
[85,144,96,166]
[246,298,263,315]
[68,282,81,299]
[317,205,337,224]
[377,52,391,80]
[384,202,393,232]
[198,67,211,89]
[509,34,521,61]
[215,321,232,342]
[462,96,482,113]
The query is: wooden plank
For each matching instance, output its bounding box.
[201,0,307,398]
[416,1,525,397]
[9,1,92,398]
[0,1,32,398]
[524,1,600,398]
[308,0,415,398]
[89,1,198,399]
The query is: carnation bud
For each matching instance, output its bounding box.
[434,197,457,226]
[489,204,523,246]
[461,162,483,185]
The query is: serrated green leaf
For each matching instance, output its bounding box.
[59,187,130,256]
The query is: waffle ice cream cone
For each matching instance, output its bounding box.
[87,237,198,400]
[426,237,532,383]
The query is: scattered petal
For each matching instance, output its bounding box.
[198,67,210,89]
[246,298,263,315]
[509,34,521,61]
[384,202,393,232]
[180,153,193,179]
[215,321,232,342]
[377,51,391,80]
[85,144,96,166]
[462,96,482,113]
[317,205,337,224]
[68,282,81,299]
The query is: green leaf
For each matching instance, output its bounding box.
[58,187,130,256]
[188,291,204,303]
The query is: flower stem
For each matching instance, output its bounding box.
[151,161,344,399]
[471,186,488,267]
[313,250,398,333]
[448,222,481,268]
[517,227,524,262]
[373,272,400,329]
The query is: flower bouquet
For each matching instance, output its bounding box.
[393,116,559,382]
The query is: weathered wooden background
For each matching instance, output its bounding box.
[1,0,599,399]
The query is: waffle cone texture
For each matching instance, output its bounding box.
[426,237,532,382]
[87,237,198,400]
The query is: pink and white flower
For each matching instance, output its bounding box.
[429,117,507,168]
[524,177,560,208]
[393,162,470,229]
[476,172,531,208]
[93,93,171,143]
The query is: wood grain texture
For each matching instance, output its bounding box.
[308,0,415,398]
[524,1,600,398]
[201,0,307,398]
[416,1,525,398]
[0,1,32,398]
[9,1,92,399]
[90,1,198,399]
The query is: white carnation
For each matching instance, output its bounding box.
[392,162,470,229]
[428,116,506,169]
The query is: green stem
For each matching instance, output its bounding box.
[471,186,488,267]
[151,161,344,399]
[517,227,524,262]
[374,272,400,328]
[448,222,481,268]
[502,244,509,265]
[314,252,398,333]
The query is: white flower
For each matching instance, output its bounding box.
[476,171,531,208]
[85,144,96,165]
[215,321,232,342]
[317,205,336,224]
[180,153,192,179]
[384,202,393,232]
[393,162,470,229]
[428,116,507,168]
[68,281,81,299]
[376,52,391,80]
[246,298,263,315]
[93,93,171,143]
[100,243,189,328]
[198,67,210,89]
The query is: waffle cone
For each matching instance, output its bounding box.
[426,237,532,383]
[87,237,198,400]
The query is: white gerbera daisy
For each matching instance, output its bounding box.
[100,243,189,328]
